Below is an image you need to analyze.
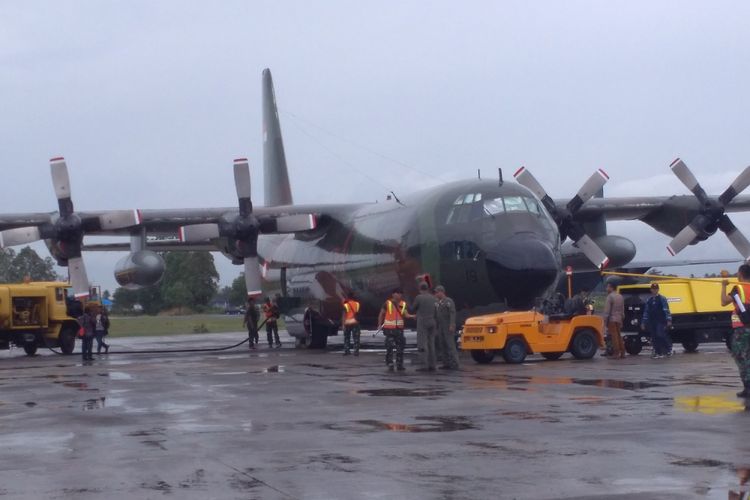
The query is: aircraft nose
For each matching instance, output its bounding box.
[484,235,559,308]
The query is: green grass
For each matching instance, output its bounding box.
[107,314,247,337]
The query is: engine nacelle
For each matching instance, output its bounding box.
[114,250,166,289]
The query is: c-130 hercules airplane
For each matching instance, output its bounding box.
[2,69,750,348]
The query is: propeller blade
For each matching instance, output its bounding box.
[0,227,42,247]
[719,165,750,206]
[233,158,253,218]
[244,257,263,298]
[178,224,220,242]
[666,224,699,256]
[98,210,142,230]
[566,169,609,214]
[50,157,74,216]
[513,166,557,213]
[573,234,610,269]
[670,158,708,203]
[513,166,548,200]
[68,256,90,299]
[273,214,317,233]
[719,215,750,260]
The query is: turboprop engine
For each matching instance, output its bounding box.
[114,250,166,289]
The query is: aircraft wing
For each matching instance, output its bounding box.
[561,194,750,237]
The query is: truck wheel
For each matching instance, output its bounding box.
[624,336,642,356]
[570,329,597,359]
[23,342,38,356]
[682,338,699,353]
[59,325,77,355]
[502,338,527,364]
[470,349,495,364]
[542,352,564,361]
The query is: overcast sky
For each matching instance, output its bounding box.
[2,1,750,292]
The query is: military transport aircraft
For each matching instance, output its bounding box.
[2,69,750,347]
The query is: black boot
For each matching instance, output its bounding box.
[737,381,749,398]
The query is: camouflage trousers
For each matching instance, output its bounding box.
[343,324,361,354]
[383,329,405,368]
[731,327,750,385]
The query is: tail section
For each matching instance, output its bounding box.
[262,68,293,207]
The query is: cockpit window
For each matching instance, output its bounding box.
[447,193,547,224]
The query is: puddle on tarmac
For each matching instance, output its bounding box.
[573,379,662,390]
[674,393,747,415]
[301,363,339,370]
[357,388,449,397]
[326,416,477,433]
[263,365,285,373]
[108,372,133,380]
[24,401,37,407]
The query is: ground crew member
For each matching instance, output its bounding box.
[410,282,438,371]
[641,282,672,358]
[378,288,409,371]
[721,264,750,397]
[263,297,281,348]
[243,296,260,349]
[603,281,625,359]
[434,285,460,370]
[341,292,361,356]
[78,304,96,362]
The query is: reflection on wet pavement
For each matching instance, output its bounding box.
[357,388,449,397]
[573,379,662,390]
[674,394,747,415]
[327,416,477,433]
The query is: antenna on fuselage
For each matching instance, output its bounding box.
[477,169,481,180]
[498,168,503,186]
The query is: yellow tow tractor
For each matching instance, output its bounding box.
[462,309,604,364]
[0,280,82,356]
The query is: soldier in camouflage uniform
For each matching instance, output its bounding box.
[434,285,460,370]
[721,264,750,398]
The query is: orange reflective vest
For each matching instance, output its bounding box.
[383,300,407,329]
[343,300,360,324]
[731,283,750,328]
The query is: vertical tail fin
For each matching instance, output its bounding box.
[262,68,293,207]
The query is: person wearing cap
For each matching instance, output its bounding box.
[720,264,750,397]
[641,282,673,358]
[603,280,625,359]
[434,285,460,370]
[410,282,438,372]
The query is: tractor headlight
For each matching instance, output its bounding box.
[487,326,497,334]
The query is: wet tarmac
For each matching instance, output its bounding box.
[1,331,749,499]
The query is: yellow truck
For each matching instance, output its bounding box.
[618,277,738,355]
[462,310,604,364]
[0,281,81,356]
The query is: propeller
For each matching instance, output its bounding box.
[514,166,610,269]
[666,158,750,259]
[0,157,142,298]
[179,158,317,298]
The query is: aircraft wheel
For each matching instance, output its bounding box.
[541,352,564,361]
[502,338,527,364]
[470,350,495,364]
[59,325,77,355]
[23,342,38,356]
[570,329,597,359]
[624,336,642,356]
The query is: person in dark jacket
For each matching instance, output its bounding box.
[243,297,260,349]
[79,305,96,361]
[641,282,673,358]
